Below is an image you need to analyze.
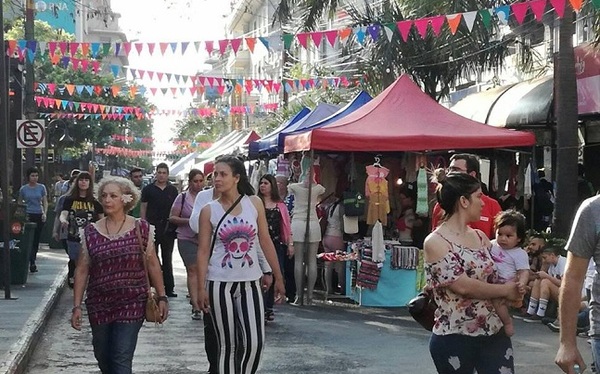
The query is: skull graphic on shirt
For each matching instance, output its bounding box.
[218,217,257,269]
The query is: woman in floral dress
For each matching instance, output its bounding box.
[423,172,524,374]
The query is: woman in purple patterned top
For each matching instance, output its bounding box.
[71,177,168,374]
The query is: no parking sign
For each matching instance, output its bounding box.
[16,120,46,149]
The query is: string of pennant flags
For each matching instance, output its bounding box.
[151,103,280,118]
[97,146,196,157]
[110,134,154,144]
[34,96,146,116]
[38,112,143,121]
[5,0,594,67]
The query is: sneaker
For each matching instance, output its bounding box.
[513,312,534,320]
[523,315,544,323]
[547,321,560,332]
[191,310,202,320]
[29,264,38,273]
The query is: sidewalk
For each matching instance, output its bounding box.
[0,246,68,374]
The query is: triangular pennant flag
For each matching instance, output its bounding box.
[569,0,583,11]
[462,11,478,32]
[324,30,337,47]
[111,85,120,97]
[218,39,229,55]
[59,56,70,68]
[110,64,120,78]
[338,28,352,44]
[129,68,137,79]
[81,43,90,57]
[37,41,46,56]
[268,35,282,51]
[148,43,156,55]
[48,41,57,56]
[157,72,164,82]
[148,71,155,80]
[17,39,27,56]
[231,38,242,54]
[414,18,430,39]
[50,54,60,65]
[138,69,146,79]
[26,49,36,63]
[170,87,177,95]
[310,31,324,48]
[69,42,79,56]
[73,102,80,111]
[75,85,84,95]
[102,42,111,56]
[72,58,80,70]
[258,37,269,49]
[174,74,181,84]
[273,82,281,94]
[91,61,100,72]
[90,42,100,57]
[494,5,511,24]
[384,24,395,42]
[511,2,529,25]
[170,42,178,54]
[246,37,258,52]
[529,0,547,21]
[205,40,214,54]
[47,83,56,95]
[430,16,446,36]
[354,26,366,44]
[366,24,380,41]
[397,20,413,42]
[217,86,225,95]
[296,33,309,49]
[165,73,172,83]
[80,59,89,71]
[58,41,68,55]
[94,86,104,96]
[123,42,132,56]
[181,41,189,55]
[65,84,75,96]
[134,42,144,55]
[478,9,493,29]
[150,87,158,96]
[84,85,93,96]
[159,42,169,55]
[549,0,566,17]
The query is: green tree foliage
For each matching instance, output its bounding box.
[5,20,155,170]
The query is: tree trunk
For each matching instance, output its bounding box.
[553,7,579,238]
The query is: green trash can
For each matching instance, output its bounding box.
[10,222,36,285]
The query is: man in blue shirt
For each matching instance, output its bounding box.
[19,167,48,272]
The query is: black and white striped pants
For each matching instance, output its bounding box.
[207,280,265,374]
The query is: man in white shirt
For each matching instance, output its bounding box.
[521,246,566,323]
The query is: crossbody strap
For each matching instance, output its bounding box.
[209,194,243,258]
[135,219,152,297]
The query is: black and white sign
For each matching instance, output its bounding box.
[16,120,46,149]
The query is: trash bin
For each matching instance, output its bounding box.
[0,222,37,285]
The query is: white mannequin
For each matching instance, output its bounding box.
[288,180,325,305]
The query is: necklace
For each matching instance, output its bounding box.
[105,216,127,237]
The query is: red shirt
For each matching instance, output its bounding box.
[430,194,502,239]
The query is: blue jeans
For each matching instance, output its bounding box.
[91,320,143,374]
[429,330,513,374]
[66,240,81,262]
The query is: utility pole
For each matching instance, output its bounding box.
[23,0,36,176]
[1,3,17,300]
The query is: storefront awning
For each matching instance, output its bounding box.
[452,75,553,128]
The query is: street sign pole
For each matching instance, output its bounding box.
[0,3,17,300]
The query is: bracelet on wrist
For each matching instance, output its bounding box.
[157,296,169,303]
[72,305,82,313]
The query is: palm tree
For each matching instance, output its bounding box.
[552,5,579,238]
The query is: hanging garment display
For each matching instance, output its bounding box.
[415,167,429,216]
[356,247,382,290]
[390,246,419,270]
[371,221,386,263]
[365,163,390,225]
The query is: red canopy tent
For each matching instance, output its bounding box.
[284,75,536,153]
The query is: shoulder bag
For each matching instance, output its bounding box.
[407,288,437,331]
[136,219,162,324]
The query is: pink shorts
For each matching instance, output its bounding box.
[322,235,344,253]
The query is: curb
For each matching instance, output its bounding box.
[0,266,68,374]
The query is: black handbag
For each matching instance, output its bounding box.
[343,190,365,217]
[407,290,437,331]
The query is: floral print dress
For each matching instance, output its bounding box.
[425,232,503,337]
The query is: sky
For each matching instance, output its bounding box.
[111,0,231,152]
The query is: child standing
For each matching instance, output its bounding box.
[490,210,530,336]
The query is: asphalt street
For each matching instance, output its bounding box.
[25,255,594,373]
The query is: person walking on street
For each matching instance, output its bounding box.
[59,171,103,287]
[257,174,293,322]
[195,155,285,374]
[53,173,77,286]
[129,167,144,218]
[424,172,523,373]
[169,169,204,320]
[71,177,168,374]
[19,167,48,273]
[555,194,600,373]
[141,163,179,297]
